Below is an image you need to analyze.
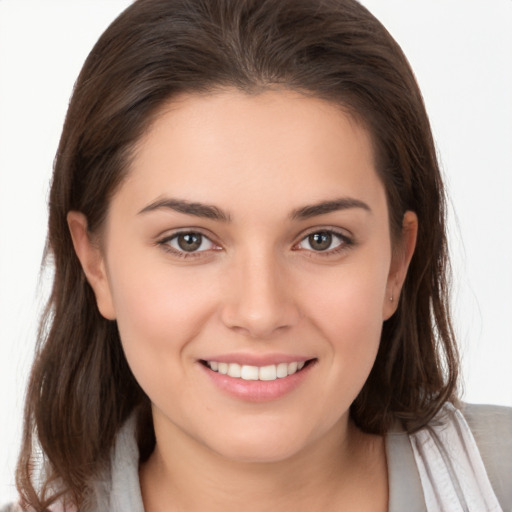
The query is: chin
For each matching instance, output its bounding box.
[201,423,318,464]
[215,441,303,464]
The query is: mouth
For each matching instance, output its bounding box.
[200,359,316,381]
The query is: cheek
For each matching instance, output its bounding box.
[321,283,383,373]
[298,254,389,381]
[304,256,389,334]
[105,256,218,385]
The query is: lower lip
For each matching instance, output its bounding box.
[199,361,315,402]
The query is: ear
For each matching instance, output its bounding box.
[383,211,418,320]
[67,211,116,320]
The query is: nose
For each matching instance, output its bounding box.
[220,252,301,339]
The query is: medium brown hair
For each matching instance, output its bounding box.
[16,0,458,509]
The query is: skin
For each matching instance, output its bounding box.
[69,89,417,511]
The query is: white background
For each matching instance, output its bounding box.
[1,0,511,504]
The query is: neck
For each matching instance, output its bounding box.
[139,412,388,512]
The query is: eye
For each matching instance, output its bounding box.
[160,231,217,254]
[296,230,349,253]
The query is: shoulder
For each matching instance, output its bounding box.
[0,505,22,512]
[461,401,512,439]
[460,402,512,508]
[386,402,512,512]
[0,503,71,512]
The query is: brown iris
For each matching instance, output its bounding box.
[177,232,202,251]
[308,231,332,251]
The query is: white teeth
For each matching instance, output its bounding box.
[287,362,298,375]
[206,360,309,380]
[276,362,288,378]
[227,363,241,378]
[240,365,259,380]
[259,365,277,381]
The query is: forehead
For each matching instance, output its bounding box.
[115,88,385,219]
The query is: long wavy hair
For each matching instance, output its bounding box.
[16,0,458,509]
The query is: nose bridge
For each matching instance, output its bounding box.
[221,246,299,338]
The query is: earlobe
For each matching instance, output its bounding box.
[383,211,418,320]
[67,211,116,320]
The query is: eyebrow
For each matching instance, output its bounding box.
[290,197,371,220]
[138,198,231,221]
[138,196,370,222]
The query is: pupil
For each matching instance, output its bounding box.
[309,232,331,251]
[178,233,201,251]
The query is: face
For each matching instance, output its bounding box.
[70,89,416,463]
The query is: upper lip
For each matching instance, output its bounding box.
[199,353,314,366]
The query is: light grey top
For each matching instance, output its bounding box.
[386,403,512,511]
[2,403,511,511]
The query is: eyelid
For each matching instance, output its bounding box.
[156,228,222,257]
[154,226,354,259]
[293,227,354,254]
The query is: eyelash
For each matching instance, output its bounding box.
[156,228,354,259]
[293,228,354,257]
[157,230,220,259]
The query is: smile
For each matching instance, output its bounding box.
[204,360,308,381]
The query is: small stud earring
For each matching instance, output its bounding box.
[389,295,394,302]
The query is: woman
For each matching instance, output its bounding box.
[4,0,511,510]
